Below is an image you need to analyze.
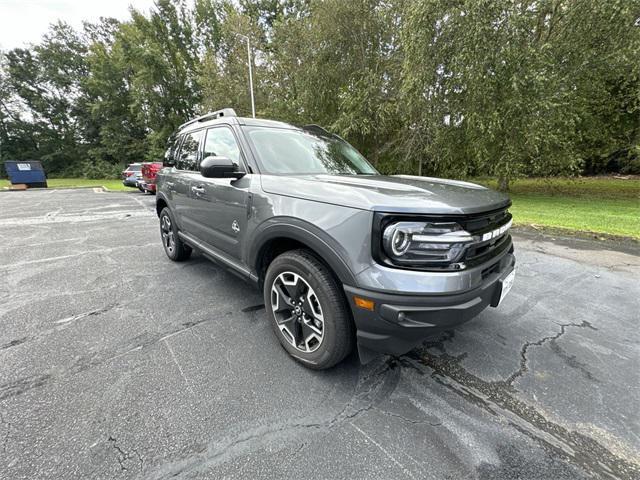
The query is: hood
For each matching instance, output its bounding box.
[260,174,510,215]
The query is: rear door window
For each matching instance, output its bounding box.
[176,131,203,171]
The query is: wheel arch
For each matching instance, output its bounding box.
[156,194,169,217]
[249,219,357,289]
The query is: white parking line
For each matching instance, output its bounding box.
[350,423,416,480]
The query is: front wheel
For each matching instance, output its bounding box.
[264,249,354,369]
[159,207,191,261]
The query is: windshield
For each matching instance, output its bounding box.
[245,126,378,175]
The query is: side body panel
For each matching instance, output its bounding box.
[171,171,201,234]
[189,174,252,259]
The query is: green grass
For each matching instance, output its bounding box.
[473,177,640,240]
[509,194,639,239]
[0,177,130,191]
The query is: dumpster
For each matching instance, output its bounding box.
[3,161,48,188]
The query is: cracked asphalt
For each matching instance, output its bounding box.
[0,188,639,479]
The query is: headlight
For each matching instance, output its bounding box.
[382,221,472,266]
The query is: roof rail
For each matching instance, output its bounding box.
[180,108,237,129]
[302,124,332,136]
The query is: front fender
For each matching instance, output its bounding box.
[248,217,358,286]
[155,191,170,216]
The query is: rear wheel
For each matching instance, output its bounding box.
[159,207,191,261]
[264,250,354,369]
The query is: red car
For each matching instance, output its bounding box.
[140,162,163,194]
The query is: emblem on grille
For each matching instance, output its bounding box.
[231,220,240,234]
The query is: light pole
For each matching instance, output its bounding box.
[234,33,255,118]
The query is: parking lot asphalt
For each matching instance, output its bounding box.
[0,188,639,480]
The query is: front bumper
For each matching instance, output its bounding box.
[344,251,516,363]
[122,177,141,187]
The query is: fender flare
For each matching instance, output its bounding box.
[155,192,170,216]
[248,218,357,286]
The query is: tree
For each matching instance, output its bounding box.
[1,0,637,180]
[3,22,88,173]
[263,0,404,168]
[199,2,265,118]
[401,0,640,189]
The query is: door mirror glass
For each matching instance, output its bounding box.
[200,156,245,179]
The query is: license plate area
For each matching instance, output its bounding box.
[493,268,515,307]
[496,268,516,307]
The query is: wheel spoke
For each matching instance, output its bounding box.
[281,280,298,300]
[301,319,322,338]
[279,315,300,345]
[273,284,294,311]
[277,313,296,326]
[302,293,323,322]
[301,323,321,352]
[293,276,307,300]
[300,296,315,318]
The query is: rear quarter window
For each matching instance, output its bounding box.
[176,131,202,171]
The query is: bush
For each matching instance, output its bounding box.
[619,146,640,175]
[77,160,122,180]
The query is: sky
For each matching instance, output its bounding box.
[0,0,157,50]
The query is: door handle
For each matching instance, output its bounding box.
[191,185,205,195]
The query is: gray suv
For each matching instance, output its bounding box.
[156,108,516,369]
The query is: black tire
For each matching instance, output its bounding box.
[159,207,192,261]
[264,249,354,369]
[138,185,145,192]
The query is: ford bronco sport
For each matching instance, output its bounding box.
[156,108,516,369]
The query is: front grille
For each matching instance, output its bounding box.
[467,232,511,268]
[457,207,511,234]
[458,207,512,268]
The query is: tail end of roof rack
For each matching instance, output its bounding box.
[180,108,237,129]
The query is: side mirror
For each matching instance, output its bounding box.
[200,156,245,179]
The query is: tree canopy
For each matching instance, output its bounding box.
[1,0,638,187]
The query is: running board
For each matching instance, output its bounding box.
[178,231,259,284]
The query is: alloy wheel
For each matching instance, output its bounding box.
[271,271,325,353]
[160,214,175,255]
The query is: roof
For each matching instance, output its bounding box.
[178,112,299,134]
[236,117,298,129]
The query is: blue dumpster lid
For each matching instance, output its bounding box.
[4,160,45,170]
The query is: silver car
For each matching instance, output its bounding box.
[155,108,516,369]
[121,163,143,189]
